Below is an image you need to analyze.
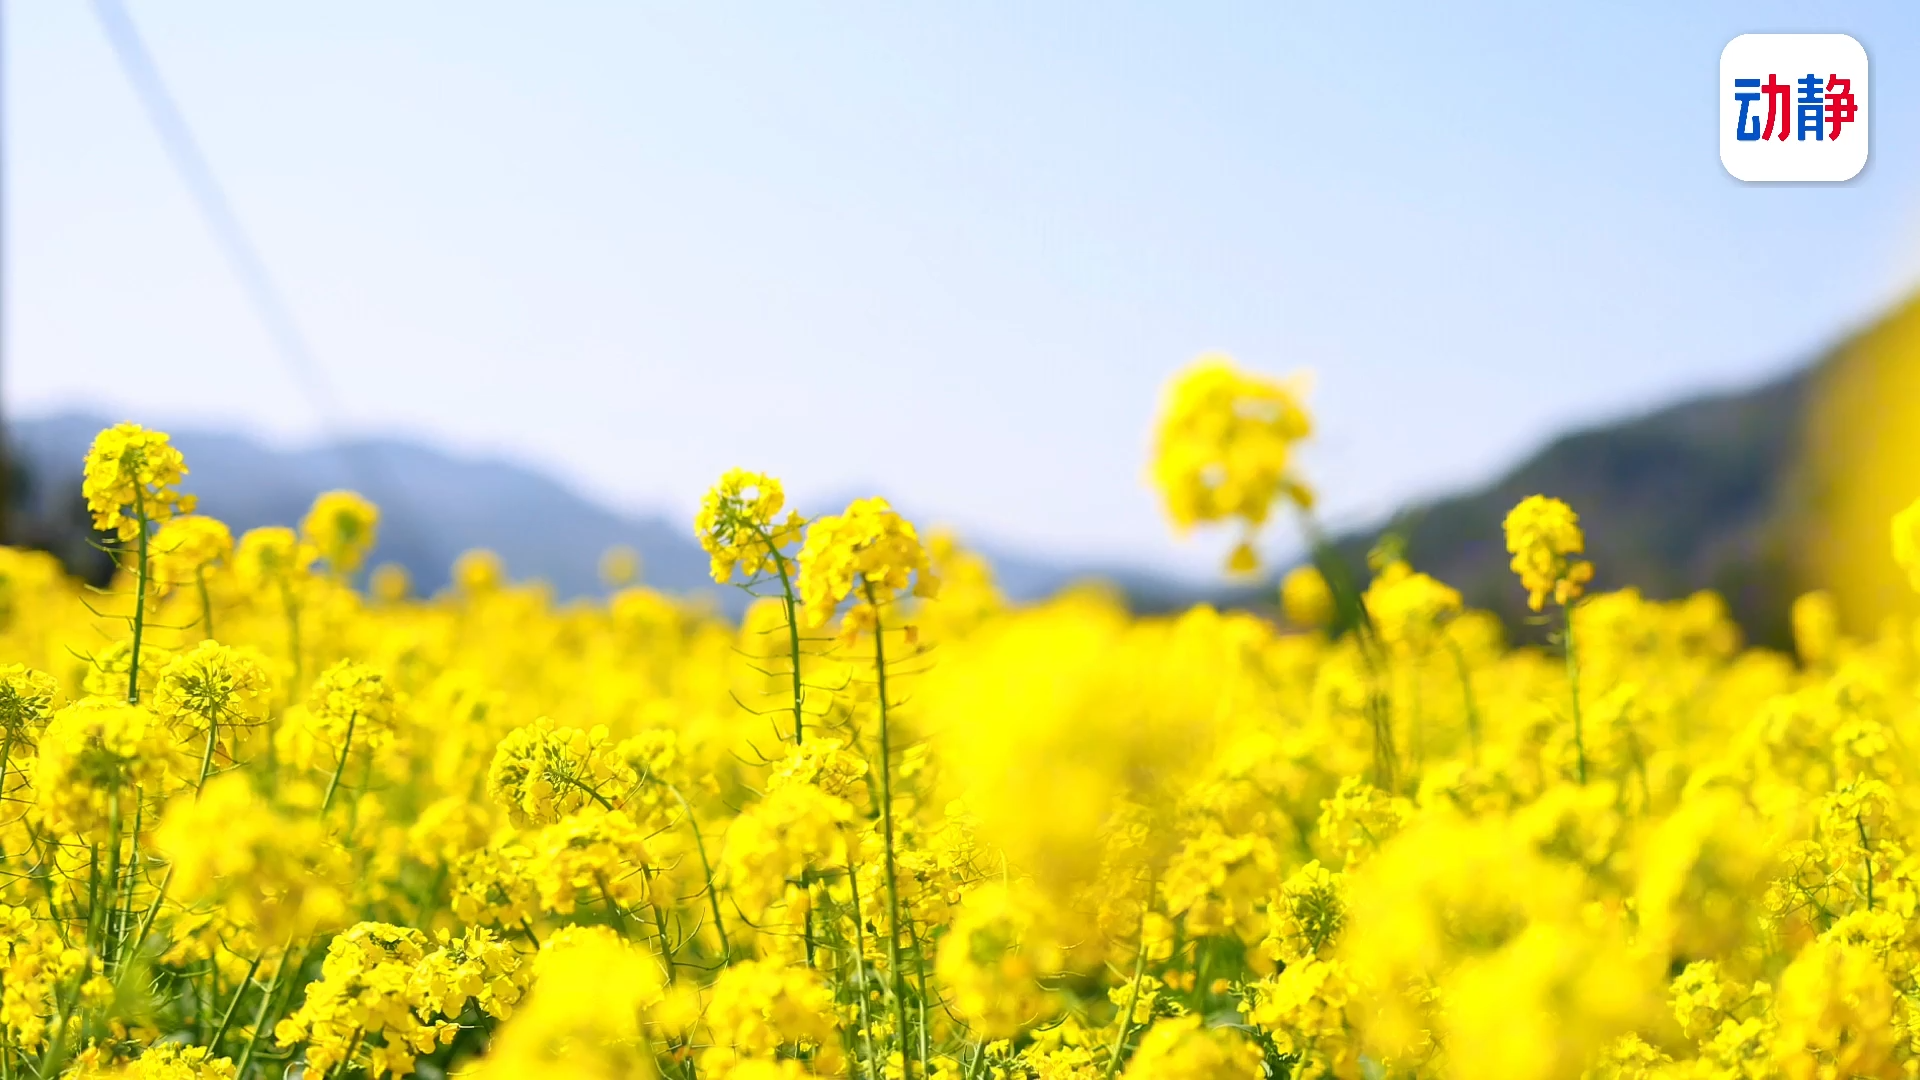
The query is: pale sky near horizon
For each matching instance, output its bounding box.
[13,2,1920,577]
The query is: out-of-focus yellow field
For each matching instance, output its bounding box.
[6,356,1920,1080]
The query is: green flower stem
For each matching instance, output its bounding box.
[1299,511,1396,790]
[83,842,102,957]
[647,889,677,985]
[1104,912,1152,1080]
[765,537,822,969]
[666,783,731,962]
[208,951,264,1054]
[111,799,144,967]
[1563,602,1587,785]
[324,1030,364,1080]
[1445,636,1482,765]
[195,565,215,640]
[280,578,303,694]
[128,486,150,704]
[764,540,807,744]
[845,853,882,1080]
[320,710,358,815]
[1859,813,1876,911]
[195,721,220,790]
[863,581,915,1080]
[236,943,301,1078]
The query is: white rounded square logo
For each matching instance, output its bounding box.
[1720,34,1868,182]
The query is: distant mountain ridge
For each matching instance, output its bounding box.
[19,289,1913,640]
[1317,294,1920,649]
[10,413,1187,614]
[15,414,725,604]
[1326,366,1809,646]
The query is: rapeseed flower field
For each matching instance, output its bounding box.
[3,357,1920,1079]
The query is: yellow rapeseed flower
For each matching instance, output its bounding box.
[149,515,234,594]
[81,423,195,540]
[795,496,938,641]
[1121,1016,1264,1079]
[301,490,380,574]
[1503,494,1595,611]
[233,526,316,590]
[600,544,641,588]
[154,773,350,942]
[369,561,412,602]
[32,700,173,837]
[453,549,506,595]
[1281,564,1334,629]
[1150,355,1314,572]
[696,469,805,584]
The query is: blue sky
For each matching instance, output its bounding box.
[14,2,1920,576]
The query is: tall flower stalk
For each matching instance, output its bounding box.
[792,497,938,1077]
[863,580,913,1078]
[1504,495,1596,785]
[82,424,195,704]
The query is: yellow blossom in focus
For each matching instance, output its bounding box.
[795,496,938,641]
[487,719,637,827]
[1264,860,1347,965]
[275,922,521,1078]
[82,423,195,540]
[696,470,805,584]
[0,665,58,748]
[82,1043,238,1078]
[1243,957,1357,1078]
[151,641,271,769]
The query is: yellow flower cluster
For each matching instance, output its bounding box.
[795,496,939,642]
[1150,354,1314,572]
[302,491,381,576]
[1505,493,1596,611]
[697,468,807,585]
[271,922,523,1077]
[81,423,195,542]
[150,517,233,599]
[155,773,351,942]
[4,390,1920,1079]
[32,700,174,837]
[487,719,638,827]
